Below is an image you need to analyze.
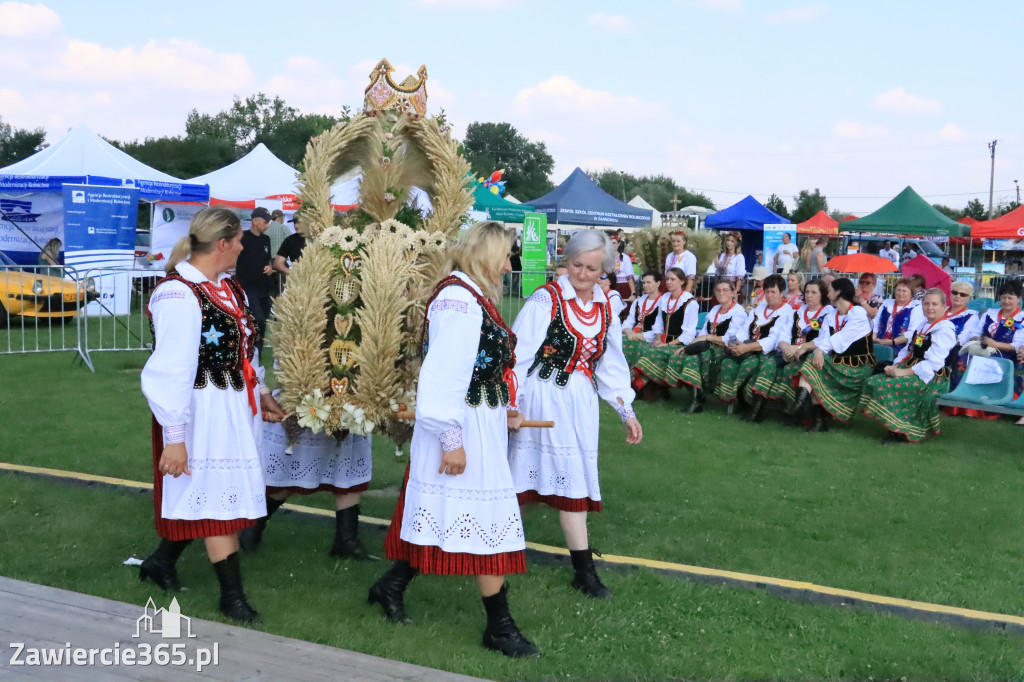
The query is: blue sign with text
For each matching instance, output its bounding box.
[62,184,138,268]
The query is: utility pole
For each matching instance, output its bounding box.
[1015,179,1020,205]
[987,140,997,218]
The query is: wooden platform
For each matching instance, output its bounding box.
[0,577,487,681]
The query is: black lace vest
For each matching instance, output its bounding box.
[422,276,516,408]
[791,308,827,344]
[148,274,256,391]
[905,328,955,377]
[663,297,697,342]
[634,296,660,333]
[528,283,610,388]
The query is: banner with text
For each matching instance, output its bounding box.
[0,193,64,265]
[521,212,548,297]
[64,184,139,315]
[763,223,797,273]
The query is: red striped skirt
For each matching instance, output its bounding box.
[151,417,256,541]
[384,467,526,576]
[266,482,370,496]
[517,489,603,512]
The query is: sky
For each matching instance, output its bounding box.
[1,0,1022,215]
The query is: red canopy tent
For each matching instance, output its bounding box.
[970,206,1024,238]
[796,210,838,235]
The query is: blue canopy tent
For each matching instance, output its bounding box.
[704,195,790,272]
[526,168,652,228]
[0,126,209,264]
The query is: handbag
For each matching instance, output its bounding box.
[683,340,711,356]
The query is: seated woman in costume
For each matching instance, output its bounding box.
[714,274,795,417]
[745,266,770,310]
[785,271,805,309]
[632,268,699,392]
[600,270,625,320]
[861,288,957,444]
[946,280,980,389]
[856,272,884,321]
[748,278,831,422]
[622,271,664,366]
[674,278,747,414]
[788,277,875,432]
[954,279,1024,396]
[874,278,922,357]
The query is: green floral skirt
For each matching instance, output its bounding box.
[750,355,802,404]
[714,352,763,402]
[633,344,676,385]
[669,345,728,390]
[799,356,874,422]
[622,337,650,368]
[860,374,950,442]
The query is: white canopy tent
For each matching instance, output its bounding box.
[628,195,661,227]
[187,143,299,202]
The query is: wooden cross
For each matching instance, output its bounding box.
[670,195,681,212]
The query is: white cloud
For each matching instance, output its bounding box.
[578,157,614,170]
[0,2,61,38]
[512,75,662,120]
[833,121,888,139]
[697,0,743,12]
[525,129,566,145]
[263,55,349,113]
[585,13,634,33]
[413,0,519,7]
[871,87,942,116]
[939,123,966,141]
[765,3,826,24]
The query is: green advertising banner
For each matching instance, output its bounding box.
[520,212,548,297]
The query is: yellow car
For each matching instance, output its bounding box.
[0,250,98,326]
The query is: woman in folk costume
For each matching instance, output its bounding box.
[599,270,625,320]
[945,280,980,389]
[714,232,746,283]
[676,278,748,413]
[622,271,664,366]
[714,274,796,418]
[632,267,699,390]
[664,231,697,292]
[240,424,373,560]
[861,289,957,444]
[750,279,832,415]
[953,279,1024,396]
[785,271,805,309]
[139,208,286,623]
[508,230,643,599]
[368,222,538,658]
[788,277,876,433]
[873,278,923,357]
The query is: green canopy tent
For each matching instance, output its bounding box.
[840,186,970,237]
[472,184,535,222]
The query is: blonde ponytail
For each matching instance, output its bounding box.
[163,208,241,274]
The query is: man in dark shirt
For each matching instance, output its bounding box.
[236,206,274,349]
[273,214,307,278]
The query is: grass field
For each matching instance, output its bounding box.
[1,349,1022,680]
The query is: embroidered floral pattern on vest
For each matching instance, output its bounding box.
[528,283,610,387]
[422,276,517,408]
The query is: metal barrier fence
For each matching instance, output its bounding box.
[0,264,90,365]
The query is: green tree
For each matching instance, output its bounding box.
[931,203,963,220]
[588,169,713,212]
[963,198,987,221]
[791,188,827,223]
[998,201,1021,217]
[765,193,790,220]
[462,122,554,200]
[0,117,46,167]
[111,136,237,179]
[186,93,297,150]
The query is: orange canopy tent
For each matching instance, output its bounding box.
[796,210,838,235]
[970,206,1024,239]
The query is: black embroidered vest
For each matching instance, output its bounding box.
[663,298,697,343]
[708,305,738,337]
[148,273,256,391]
[831,319,874,367]
[528,283,610,388]
[791,309,827,344]
[635,296,660,333]
[423,276,516,408]
[748,309,781,343]
[904,328,955,377]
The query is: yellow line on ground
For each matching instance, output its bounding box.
[3,461,1022,630]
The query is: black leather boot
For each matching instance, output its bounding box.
[330,504,372,560]
[481,585,540,658]
[368,560,416,624]
[238,496,286,552]
[139,538,192,592]
[684,386,703,414]
[743,395,766,423]
[212,552,260,623]
[805,404,830,433]
[784,388,810,417]
[569,549,613,599]
[882,431,908,445]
